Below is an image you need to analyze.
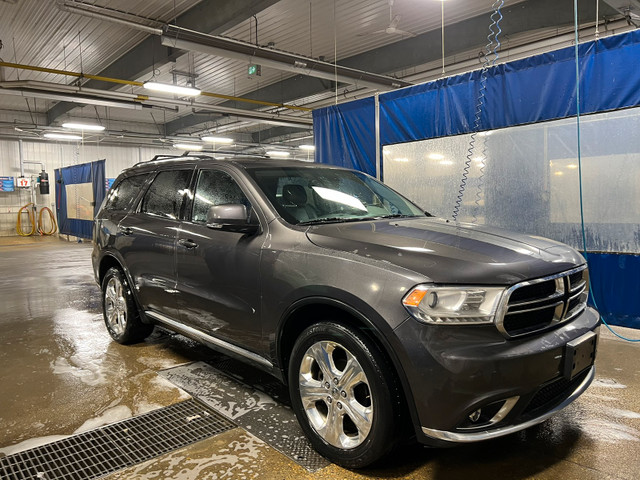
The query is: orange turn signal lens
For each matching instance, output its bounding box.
[403,288,427,307]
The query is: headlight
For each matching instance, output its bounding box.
[402,285,505,325]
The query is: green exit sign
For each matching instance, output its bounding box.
[248,64,262,76]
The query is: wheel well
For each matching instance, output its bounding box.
[98,255,123,284]
[279,303,394,380]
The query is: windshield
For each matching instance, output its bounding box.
[247,166,426,225]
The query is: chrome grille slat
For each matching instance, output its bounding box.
[507,292,564,309]
[496,266,589,338]
[505,301,563,316]
[570,280,587,293]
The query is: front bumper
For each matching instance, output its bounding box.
[421,365,595,443]
[392,306,600,444]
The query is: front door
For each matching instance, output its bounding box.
[175,168,264,351]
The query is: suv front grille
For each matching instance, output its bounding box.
[498,266,589,338]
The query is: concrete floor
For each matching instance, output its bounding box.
[0,237,639,480]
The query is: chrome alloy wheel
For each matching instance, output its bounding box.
[299,340,373,449]
[104,276,127,336]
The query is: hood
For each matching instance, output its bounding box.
[306,217,584,285]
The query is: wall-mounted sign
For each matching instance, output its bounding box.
[0,176,15,192]
[15,177,31,189]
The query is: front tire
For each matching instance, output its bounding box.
[288,322,399,468]
[101,267,153,344]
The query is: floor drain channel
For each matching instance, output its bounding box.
[0,399,235,480]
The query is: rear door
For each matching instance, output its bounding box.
[118,167,194,319]
[175,167,265,351]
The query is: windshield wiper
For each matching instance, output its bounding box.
[298,217,371,225]
[374,214,420,219]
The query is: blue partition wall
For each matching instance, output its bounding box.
[313,30,640,328]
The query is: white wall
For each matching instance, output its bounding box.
[0,139,173,236]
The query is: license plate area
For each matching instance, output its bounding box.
[563,331,597,380]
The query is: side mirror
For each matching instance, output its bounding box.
[206,204,259,234]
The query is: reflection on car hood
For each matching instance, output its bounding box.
[305,217,585,285]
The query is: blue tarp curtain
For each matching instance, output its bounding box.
[55,160,106,239]
[313,97,376,174]
[312,29,640,328]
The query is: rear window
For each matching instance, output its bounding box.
[104,174,148,212]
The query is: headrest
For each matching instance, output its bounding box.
[282,184,307,206]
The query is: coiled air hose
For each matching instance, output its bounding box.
[37,207,58,235]
[16,203,58,236]
[452,0,504,222]
[16,203,36,236]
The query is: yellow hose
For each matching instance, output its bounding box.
[17,203,36,236]
[38,207,58,235]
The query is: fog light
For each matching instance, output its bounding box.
[468,409,482,423]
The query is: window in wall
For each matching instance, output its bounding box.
[140,170,192,219]
[191,170,251,223]
[104,174,148,212]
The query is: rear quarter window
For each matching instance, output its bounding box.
[104,174,149,212]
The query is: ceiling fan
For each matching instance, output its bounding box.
[361,0,416,37]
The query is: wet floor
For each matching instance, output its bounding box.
[0,237,638,479]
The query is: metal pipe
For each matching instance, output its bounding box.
[0,80,312,127]
[161,26,412,90]
[23,160,46,170]
[18,139,24,176]
[58,2,163,36]
[0,61,311,112]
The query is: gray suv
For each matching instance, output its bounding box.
[92,155,599,468]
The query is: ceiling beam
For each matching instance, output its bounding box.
[46,0,280,125]
[169,0,618,139]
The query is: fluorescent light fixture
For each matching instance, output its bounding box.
[299,145,315,151]
[266,150,291,157]
[174,143,203,151]
[567,164,578,169]
[144,81,201,96]
[428,153,444,160]
[554,171,564,176]
[201,136,234,144]
[393,158,409,162]
[472,156,485,163]
[439,160,454,166]
[62,122,105,131]
[44,133,82,140]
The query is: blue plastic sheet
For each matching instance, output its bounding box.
[379,29,640,145]
[313,97,376,176]
[587,253,640,329]
[55,160,105,239]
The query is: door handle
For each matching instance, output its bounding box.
[120,226,133,235]
[178,238,198,249]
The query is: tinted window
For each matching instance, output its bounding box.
[192,170,251,223]
[104,174,148,212]
[140,170,192,219]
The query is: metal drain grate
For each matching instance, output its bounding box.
[0,399,235,480]
[161,361,331,472]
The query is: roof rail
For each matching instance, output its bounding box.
[132,153,215,167]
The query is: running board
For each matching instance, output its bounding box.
[145,310,273,370]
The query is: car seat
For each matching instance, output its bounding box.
[282,184,318,223]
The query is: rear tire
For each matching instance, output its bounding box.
[288,321,399,468]
[101,267,153,344]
